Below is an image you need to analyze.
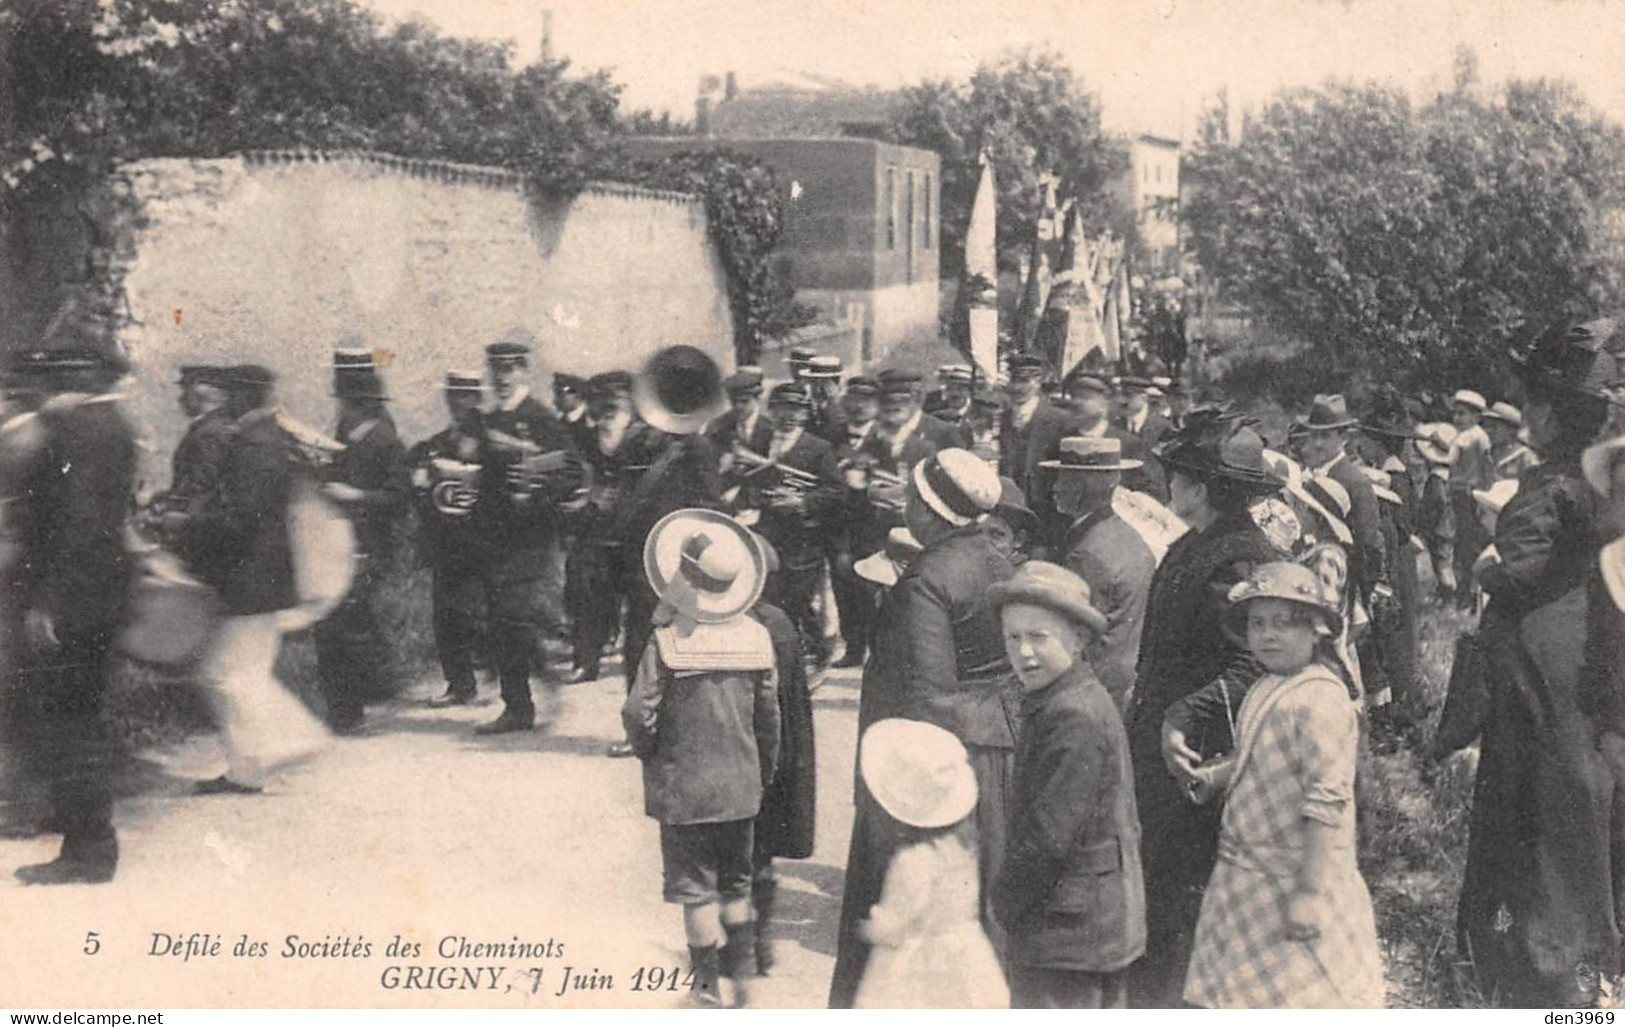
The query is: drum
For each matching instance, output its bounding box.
[119,551,223,666]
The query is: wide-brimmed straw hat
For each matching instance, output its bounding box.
[859,719,978,829]
[643,508,766,624]
[1041,435,1144,472]
[1415,423,1458,465]
[986,560,1108,637]
[1583,437,1625,499]
[1482,401,1522,427]
[1226,560,1340,635]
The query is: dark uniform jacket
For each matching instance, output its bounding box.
[179,409,303,615]
[476,393,576,555]
[328,409,409,558]
[858,525,1018,750]
[923,390,972,427]
[735,430,842,566]
[921,411,967,451]
[16,396,136,636]
[1062,508,1156,709]
[405,423,483,563]
[751,601,816,859]
[576,418,663,545]
[994,663,1146,972]
[166,406,236,512]
[705,408,772,457]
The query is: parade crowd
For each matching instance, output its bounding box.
[4,307,1625,1011]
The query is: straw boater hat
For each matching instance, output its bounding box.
[443,370,483,393]
[1296,474,1354,547]
[805,355,844,381]
[854,526,923,588]
[1451,389,1488,413]
[333,347,389,400]
[1226,560,1340,636]
[986,560,1108,637]
[859,719,978,829]
[1295,394,1359,432]
[911,449,1002,527]
[1041,435,1144,472]
[1482,401,1522,427]
[940,364,975,386]
[643,508,766,624]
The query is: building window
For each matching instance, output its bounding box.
[924,172,934,248]
[885,166,897,249]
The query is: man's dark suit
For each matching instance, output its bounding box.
[7,394,137,874]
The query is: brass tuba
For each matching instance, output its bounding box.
[633,345,728,436]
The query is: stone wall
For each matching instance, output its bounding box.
[4,152,735,489]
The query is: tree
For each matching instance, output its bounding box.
[1183,74,1625,386]
[887,49,1128,277]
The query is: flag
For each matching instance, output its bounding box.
[1015,176,1060,349]
[958,153,999,381]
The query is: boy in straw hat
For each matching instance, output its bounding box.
[987,562,1145,1008]
[851,718,1009,1009]
[1177,561,1381,1008]
[621,509,780,1007]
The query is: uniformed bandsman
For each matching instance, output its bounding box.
[923,364,975,426]
[803,355,846,439]
[156,365,235,517]
[565,370,662,684]
[707,366,770,459]
[472,330,578,735]
[827,376,882,669]
[407,370,488,707]
[315,348,410,734]
[728,381,842,668]
[553,371,592,451]
[966,388,1005,466]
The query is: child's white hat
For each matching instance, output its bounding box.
[860,719,978,829]
[642,508,765,624]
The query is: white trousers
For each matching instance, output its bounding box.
[198,613,330,788]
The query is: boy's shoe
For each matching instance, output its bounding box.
[687,945,721,1007]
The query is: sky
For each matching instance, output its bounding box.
[361,0,1625,139]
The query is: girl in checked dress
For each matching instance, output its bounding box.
[1178,561,1382,1009]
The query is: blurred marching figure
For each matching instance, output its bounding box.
[1447,390,1495,612]
[406,370,490,708]
[1414,423,1459,598]
[315,349,409,734]
[170,365,343,796]
[1,332,137,884]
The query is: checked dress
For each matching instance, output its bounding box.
[1183,666,1382,1009]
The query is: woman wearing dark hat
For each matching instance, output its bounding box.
[1456,318,1625,1006]
[1121,413,1283,1008]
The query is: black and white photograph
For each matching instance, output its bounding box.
[2,0,1625,1012]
